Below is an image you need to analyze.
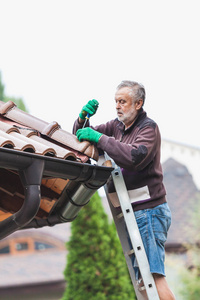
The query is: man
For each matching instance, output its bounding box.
[73,81,175,300]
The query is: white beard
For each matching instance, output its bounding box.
[117,106,137,128]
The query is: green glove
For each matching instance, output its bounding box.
[79,99,99,120]
[76,127,102,143]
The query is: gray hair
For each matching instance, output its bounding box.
[116,80,146,106]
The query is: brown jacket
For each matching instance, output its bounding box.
[73,109,166,211]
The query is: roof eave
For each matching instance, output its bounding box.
[0,148,113,240]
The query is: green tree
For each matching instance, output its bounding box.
[0,72,5,100]
[62,192,136,300]
[0,71,28,112]
[180,195,200,299]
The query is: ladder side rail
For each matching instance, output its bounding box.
[112,166,159,300]
[103,154,160,300]
[104,183,145,300]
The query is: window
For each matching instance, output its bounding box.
[34,241,55,251]
[0,245,10,254]
[0,236,63,256]
[15,242,28,252]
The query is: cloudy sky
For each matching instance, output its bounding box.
[0,0,199,148]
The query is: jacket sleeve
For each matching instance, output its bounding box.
[72,118,83,134]
[97,125,160,171]
[72,118,115,136]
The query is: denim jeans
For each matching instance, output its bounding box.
[128,202,172,280]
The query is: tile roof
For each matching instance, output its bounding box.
[163,158,200,247]
[0,100,98,162]
[0,100,113,240]
[0,249,66,287]
[0,196,112,289]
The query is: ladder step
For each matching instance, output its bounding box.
[127,249,135,256]
[116,212,124,219]
[137,279,146,292]
[138,285,146,292]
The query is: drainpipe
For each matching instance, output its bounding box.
[23,177,101,228]
[0,159,44,240]
[56,182,97,222]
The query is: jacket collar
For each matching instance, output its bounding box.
[117,108,146,133]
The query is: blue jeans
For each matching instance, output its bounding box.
[128,203,172,280]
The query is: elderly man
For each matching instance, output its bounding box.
[73,81,175,300]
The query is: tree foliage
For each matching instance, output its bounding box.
[180,195,200,299]
[0,71,28,112]
[62,192,136,300]
[0,73,5,101]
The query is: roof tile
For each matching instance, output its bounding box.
[0,101,114,240]
[0,100,99,162]
[0,129,35,152]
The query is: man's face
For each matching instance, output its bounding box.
[115,87,139,128]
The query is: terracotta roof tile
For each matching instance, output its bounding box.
[0,129,36,152]
[0,134,15,148]
[0,100,99,162]
[0,101,113,240]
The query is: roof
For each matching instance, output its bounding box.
[0,100,113,240]
[0,249,66,288]
[0,225,68,288]
[163,158,200,248]
[0,100,98,162]
[0,193,112,290]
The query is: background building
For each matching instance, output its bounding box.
[0,139,199,300]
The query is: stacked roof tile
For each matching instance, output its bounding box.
[0,100,112,239]
[0,100,98,162]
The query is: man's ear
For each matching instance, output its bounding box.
[135,99,143,110]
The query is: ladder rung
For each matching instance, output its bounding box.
[138,285,146,292]
[116,212,124,219]
[127,249,135,256]
[137,279,146,292]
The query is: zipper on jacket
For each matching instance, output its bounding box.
[120,131,125,142]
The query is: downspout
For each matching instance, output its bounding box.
[23,177,101,228]
[0,159,44,240]
[23,168,110,229]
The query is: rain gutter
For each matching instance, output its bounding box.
[0,148,112,240]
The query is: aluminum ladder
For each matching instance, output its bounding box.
[100,154,160,300]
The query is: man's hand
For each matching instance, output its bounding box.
[76,127,102,143]
[79,99,99,120]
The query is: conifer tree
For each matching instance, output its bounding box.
[0,71,28,112]
[62,192,136,300]
[0,72,5,101]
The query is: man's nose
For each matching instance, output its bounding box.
[116,101,121,109]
